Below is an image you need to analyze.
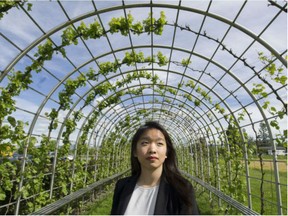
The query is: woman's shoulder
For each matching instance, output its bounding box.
[115,175,138,188]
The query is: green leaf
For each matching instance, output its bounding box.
[262,101,270,109]
[194,99,201,106]
[27,3,33,11]
[181,58,191,66]
[284,129,287,138]
[270,120,279,129]
[7,116,16,127]
[0,189,6,201]
[270,106,276,112]
[157,51,168,66]
[279,75,287,85]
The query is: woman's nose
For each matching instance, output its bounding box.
[149,149,156,154]
[148,143,157,153]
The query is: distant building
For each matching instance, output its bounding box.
[259,146,287,156]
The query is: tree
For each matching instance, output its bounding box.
[258,122,270,146]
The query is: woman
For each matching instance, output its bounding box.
[111,121,199,215]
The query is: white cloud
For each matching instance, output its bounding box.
[0,7,43,48]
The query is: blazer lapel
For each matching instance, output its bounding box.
[154,178,170,215]
[118,175,138,215]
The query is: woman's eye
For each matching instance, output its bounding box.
[141,141,148,145]
[157,143,163,146]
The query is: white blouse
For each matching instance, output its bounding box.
[124,184,159,215]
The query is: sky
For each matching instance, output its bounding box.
[0,0,287,147]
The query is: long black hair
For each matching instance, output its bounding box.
[130,121,193,207]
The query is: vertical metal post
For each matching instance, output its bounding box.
[271,140,283,215]
[207,142,212,199]
[14,143,29,215]
[243,142,252,208]
[215,143,221,207]
[194,143,198,177]
[265,118,282,215]
[93,132,98,182]
[84,132,94,186]
[199,139,204,181]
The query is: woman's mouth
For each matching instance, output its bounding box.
[147,156,158,160]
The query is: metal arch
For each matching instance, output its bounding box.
[6,35,284,150]
[125,118,188,147]
[120,104,220,153]
[73,90,204,153]
[31,66,250,157]
[22,64,201,141]
[2,25,286,132]
[78,82,232,151]
[106,103,198,140]
[80,109,196,178]
[73,82,220,150]
[90,90,220,150]
[10,30,281,142]
[121,115,197,147]
[62,75,224,132]
[168,1,287,117]
[1,1,285,214]
[96,93,214,140]
[17,41,268,210]
[24,42,265,138]
[74,79,254,207]
[93,96,208,150]
[114,113,192,147]
[88,82,241,189]
[120,2,147,113]
[95,100,200,144]
[77,76,250,140]
[50,92,201,191]
[3,7,286,194]
[2,2,286,81]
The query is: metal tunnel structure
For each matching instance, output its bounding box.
[0,1,287,215]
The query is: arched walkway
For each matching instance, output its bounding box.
[0,1,286,215]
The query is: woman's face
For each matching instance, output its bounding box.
[135,128,167,172]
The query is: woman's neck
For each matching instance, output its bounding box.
[137,167,163,187]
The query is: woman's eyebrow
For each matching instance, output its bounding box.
[140,136,165,141]
[156,138,165,141]
[139,136,151,140]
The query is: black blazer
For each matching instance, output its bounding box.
[111,174,199,215]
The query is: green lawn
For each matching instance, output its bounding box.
[81,192,113,215]
[196,190,222,215]
[247,168,287,215]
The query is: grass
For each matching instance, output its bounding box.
[196,189,222,215]
[246,168,287,215]
[81,192,113,215]
[244,156,287,215]
[195,166,287,215]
